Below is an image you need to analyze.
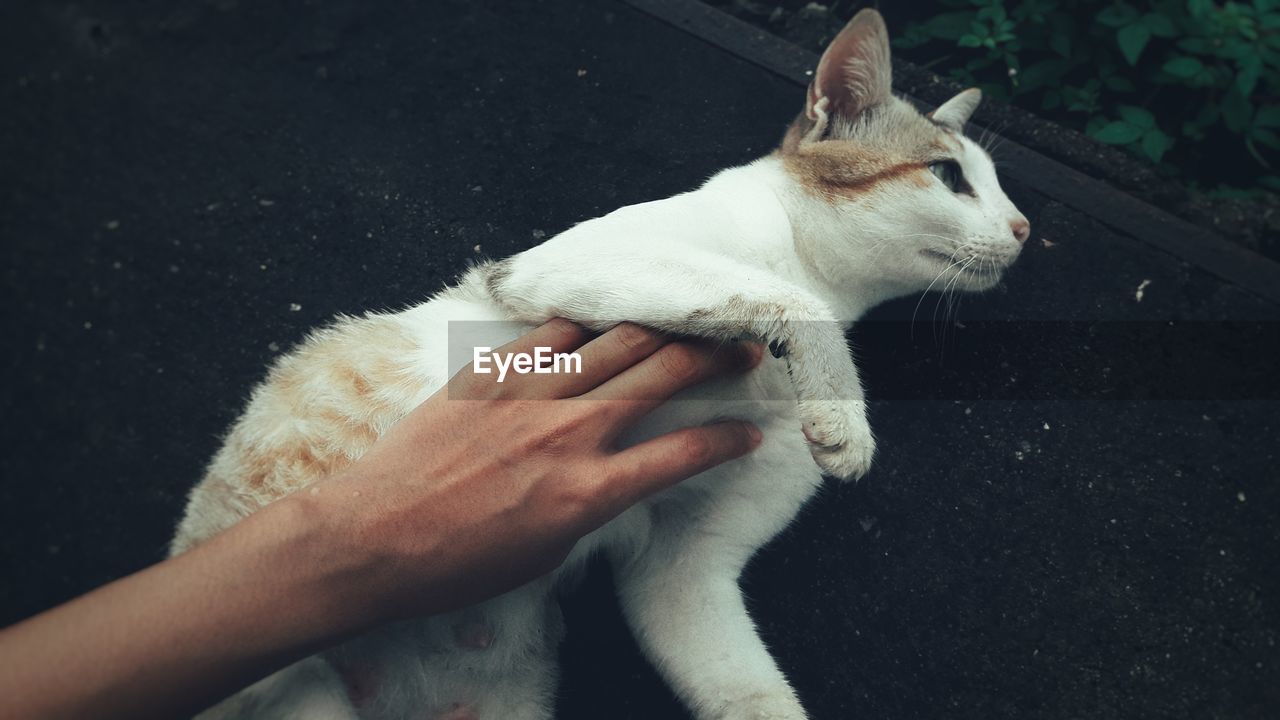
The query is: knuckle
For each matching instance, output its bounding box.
[525,409,593,456]
[545,317,584,344]
[614,322,658,351]
[451,368,498,399]
[681,431,716,467]
[657,343,704,382]
[554,475,602,518]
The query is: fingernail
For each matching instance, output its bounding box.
[744,423,763,446]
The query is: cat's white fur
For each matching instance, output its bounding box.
[175,10,1027,720]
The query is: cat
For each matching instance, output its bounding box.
[172,9,1029,720]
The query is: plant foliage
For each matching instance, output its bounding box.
[896,0,1280,192]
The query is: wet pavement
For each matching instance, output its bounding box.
[2,1,1277,717]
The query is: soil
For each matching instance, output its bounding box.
[708,0,1280,260]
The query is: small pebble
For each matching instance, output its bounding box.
[259,199,275,207]
[105,220,120,230]
[289,303,302,312]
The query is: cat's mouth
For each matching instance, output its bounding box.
[920,249,1004,276]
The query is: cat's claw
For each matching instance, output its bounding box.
[797,399,875,481]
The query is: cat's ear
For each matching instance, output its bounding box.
[806,9,893,123]
[930,88,982,132]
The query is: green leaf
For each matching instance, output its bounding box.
[1141,128,1174,161]
[1253,127,1280,150]
[1222,89,1254,133]
[1098,3,1139,27]
[924,12,976,41]
[1092,120,1146,144]
[1237,56,1263,96]
[1017,58,1072,91]
[1142,13,1177,37]
[977,5,1008,23]
[1117,23,1151,65]
[1255,105,1280,128]
[1162,56,1204,78]
[1245,137,1271,168]
[1118,105,1156,128]
[1187,0,1213,18]
[958,34,983,48]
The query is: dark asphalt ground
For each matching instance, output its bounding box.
[2,1,1277,718]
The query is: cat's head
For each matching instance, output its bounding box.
[777,9,1028,300]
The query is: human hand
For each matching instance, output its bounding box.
[304,319,764,623]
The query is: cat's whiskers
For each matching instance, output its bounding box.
[866,232,957,264]
[910,250,967,336]
[932,255,973,342]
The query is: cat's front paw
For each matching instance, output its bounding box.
[797,399,875,481]
[711,692,808,720]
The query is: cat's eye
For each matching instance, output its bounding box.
[928,160,969,195]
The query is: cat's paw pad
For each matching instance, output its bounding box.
[797,399,875,482]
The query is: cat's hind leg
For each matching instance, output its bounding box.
[195,656,357,720]
[612,425,822,720]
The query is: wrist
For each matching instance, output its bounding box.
[259,486,396,640]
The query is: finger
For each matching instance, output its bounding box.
[497,317,593,360]
[586,339,762,425]
[553,322,671,397]
[593,421,762,515]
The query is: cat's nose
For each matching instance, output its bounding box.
[1009,217,1030,244]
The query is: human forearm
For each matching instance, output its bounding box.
[0,494,374,720]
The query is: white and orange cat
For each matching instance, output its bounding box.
[173,10,1028,720]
